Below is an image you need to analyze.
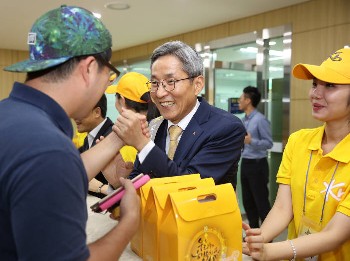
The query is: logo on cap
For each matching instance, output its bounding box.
[27,33,36,45]
[329,51,343,62]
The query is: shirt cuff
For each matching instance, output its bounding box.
[138,140,155,163]
[107,184,115,194]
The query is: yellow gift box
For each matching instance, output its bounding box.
[131,174,201,257]
[159,183,242,261]
[143,178,215,261]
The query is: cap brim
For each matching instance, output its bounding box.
[4,56,71,72]
[293,63,349,84]
[106,85,117,94]
[292,63,317,80]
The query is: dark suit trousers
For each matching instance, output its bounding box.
[241,157,271,228]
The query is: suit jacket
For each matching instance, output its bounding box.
[78,117,114,198]
[132,97,245,185]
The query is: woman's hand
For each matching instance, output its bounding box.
[243,222,268,260]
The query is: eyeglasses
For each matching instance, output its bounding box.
[147,76,198,93]
[94,54,121,85]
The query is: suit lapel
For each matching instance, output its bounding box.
[154,119,168,152]
[82,135,89,151]
[92,117,113,147]
[175,121,203,161]
[174,98,210,161]
[152,98,211,161]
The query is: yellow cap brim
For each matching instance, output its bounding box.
[105,84,117,94]
[293,63,350,84]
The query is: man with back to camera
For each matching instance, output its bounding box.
[0,5,142,260]
[238,86,273,228]
[75,94,113,198]
[114,40,246,186]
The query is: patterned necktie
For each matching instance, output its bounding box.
[168,125,183,160]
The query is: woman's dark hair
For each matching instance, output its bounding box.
[147,102,161,122]
[115,93,149,113]
[116,92,160,122]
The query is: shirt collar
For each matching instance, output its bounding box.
[308,124,350,163]
[10,82,73,138]
[244,109,257,120]
[307,125,325,151]
[89,118,107,142]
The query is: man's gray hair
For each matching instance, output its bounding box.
[150,41,203,77]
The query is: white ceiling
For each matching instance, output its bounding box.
[0,0,309,52]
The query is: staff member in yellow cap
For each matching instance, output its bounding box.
[107,72,151,115]
[104,72,157,186]
[243,48,350,260]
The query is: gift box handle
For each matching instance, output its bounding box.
[178,186,197,192]
[197,193,217,203]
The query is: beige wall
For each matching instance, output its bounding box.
[111,0,350,133]
[1,0,349,133]
[0,49,27,99]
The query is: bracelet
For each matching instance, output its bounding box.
[97,184,104,194]
[288,240,297,261]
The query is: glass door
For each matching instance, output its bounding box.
[213,41,258,115]
[197,25,291,208]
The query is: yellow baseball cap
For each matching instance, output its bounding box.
[106,72,150,103]
[293,48,350,84]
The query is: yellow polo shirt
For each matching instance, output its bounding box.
[277,125,350,260]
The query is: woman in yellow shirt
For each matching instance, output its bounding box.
[243,48,350,260]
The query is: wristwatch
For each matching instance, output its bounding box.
[97,184,104,194]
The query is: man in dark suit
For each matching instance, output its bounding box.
[115,41,246,186]
[75,94,113,197]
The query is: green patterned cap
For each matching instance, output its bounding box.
[4,5,112,72]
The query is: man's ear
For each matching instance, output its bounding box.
[92,106,102,118]
[246,97,252,106]
[194,75,204,96]
[79,56,97,87]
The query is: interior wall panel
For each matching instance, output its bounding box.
[0,49,27,99]
[1,0,350,134]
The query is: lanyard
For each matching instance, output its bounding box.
[302,151,339,223]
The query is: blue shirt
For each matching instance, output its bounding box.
[241,109,273,159]
[0,82,89,260]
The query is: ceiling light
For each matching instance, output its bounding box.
[105,2,130,10]
[256,39,264,46]
[283,39,292,44]
[240,47,258,53]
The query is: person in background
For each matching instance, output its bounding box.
[243,48,350,260]
[74,94,113,198]
[0,5,140,260]
[239,86,273,228]
[114,40,246,186]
